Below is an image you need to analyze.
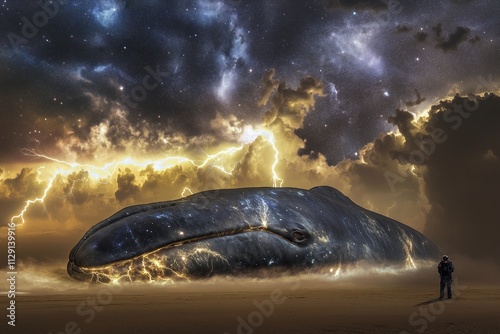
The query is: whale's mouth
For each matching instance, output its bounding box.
[67,226,308,283]
[67,224,311,283]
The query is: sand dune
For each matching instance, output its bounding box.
[2,274,499,334]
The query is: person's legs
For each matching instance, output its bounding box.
[439,279,445,299]
[447,279,452,299]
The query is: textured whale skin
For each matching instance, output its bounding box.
[67,186,441,282]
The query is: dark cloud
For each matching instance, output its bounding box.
[323,0,388,11]
[1,1,497,166]
[387,94,500,259]
[396,25,411,33]
[388,109,415,140]
[1,168,45,200]
[414,32,428,43]
[432,23,443,38]
[334,93,500,261]
[409,24,475,53]
[436,26,470,52]
[258,69,280,107]
[469,35,481,44]
[115,168,140,203]
[0,0,253,161]
[405,89,426,108]
[421,94,500,259]
[261,71,325,131]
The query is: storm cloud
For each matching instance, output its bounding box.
[436,26,471,52]
[1,69,499,267]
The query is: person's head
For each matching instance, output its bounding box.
[443,255,449,261]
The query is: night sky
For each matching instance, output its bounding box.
[0,1,499,270]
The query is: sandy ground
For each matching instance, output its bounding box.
[2,275,499,334]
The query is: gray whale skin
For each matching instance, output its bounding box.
[67,186,441,282]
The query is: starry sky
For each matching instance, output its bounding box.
[1,0,498,163]
[0,0,500,273]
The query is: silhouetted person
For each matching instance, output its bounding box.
[437,255,454,299]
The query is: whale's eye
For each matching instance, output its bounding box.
[291,230,308,243]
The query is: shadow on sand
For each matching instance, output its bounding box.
[413,298,443,306]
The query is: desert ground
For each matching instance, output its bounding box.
[2,264,499,334]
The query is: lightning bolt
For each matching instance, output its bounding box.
[61,173,88,203]
[10,172,57,226]
[79,246,229,284]
[181,187,194,197]
[401,234,417,270]
[10,128,283,227]
[257,198,270,228]
[246,128,283,187]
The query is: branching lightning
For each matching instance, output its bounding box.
[79,246,229,284]
[181,187,194,197]
[10,172,57,226]
[10,128,283,227]
[245,128,283,187]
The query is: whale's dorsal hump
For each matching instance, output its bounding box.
[309,186,354,205]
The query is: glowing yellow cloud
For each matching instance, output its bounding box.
[10,126,284,228]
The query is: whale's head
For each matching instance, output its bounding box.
[67,186,440,282]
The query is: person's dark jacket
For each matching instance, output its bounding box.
[437,260,454,279]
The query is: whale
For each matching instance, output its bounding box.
[67,186,441,282]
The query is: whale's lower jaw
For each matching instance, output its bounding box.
[67,231,315,283]
[67,261,99,283]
